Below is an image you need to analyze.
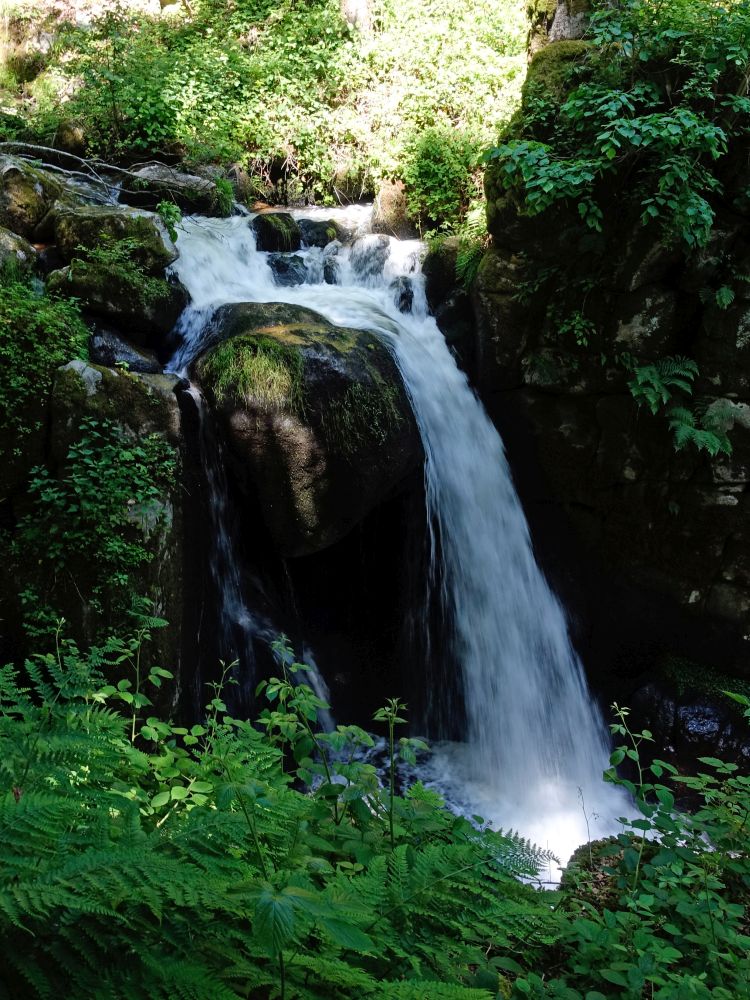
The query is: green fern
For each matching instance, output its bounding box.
[628,356,732,456]
[456,203,490,289]
[0,625,558,999]
[628,356,699,415]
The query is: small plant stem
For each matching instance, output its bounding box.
[279,951,286,1000]
[388,715,395,849]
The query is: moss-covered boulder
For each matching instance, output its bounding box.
[522,39,591,107]
[53,205,178,274]
[0,155,61,238]
[46,266,189,339]
[251,212,302,252]
[0,226,36,272]
[298,218,344,248]
[193,302,421,556]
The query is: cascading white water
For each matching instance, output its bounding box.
[168,209,627,864]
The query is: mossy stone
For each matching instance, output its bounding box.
[0,156,61,238]
[193,301,421,556]
[46,266,188,339]
[53,206,178,274]
[251,212,302,252]
[522,39,591,107]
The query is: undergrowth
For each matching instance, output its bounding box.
[1,623,748,998]
[0,622,556,999]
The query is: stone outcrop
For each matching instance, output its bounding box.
[193,302,421,557]
[474,45,750,682]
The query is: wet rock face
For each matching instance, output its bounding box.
[631,682,750,763]
[268,252,308,286]
[298,218,342,248]
[192,301,422,557]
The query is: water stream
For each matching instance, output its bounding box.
[168,208,626,864]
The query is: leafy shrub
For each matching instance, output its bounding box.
[486,0,750,249]
[402,127,480,233]
[0,271,88,445]
[11,0,525,210]
[514,701,750,998]
[13,416,177,631]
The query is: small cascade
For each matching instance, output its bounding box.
[169,207,626,863]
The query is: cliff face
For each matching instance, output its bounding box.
[472,36,750,684]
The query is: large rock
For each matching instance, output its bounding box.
[193,302,421,556]
[299,218,344,248]
[53,205,178,274]
[46,266,189,339]
[0,155,61,238]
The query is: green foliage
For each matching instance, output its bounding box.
[13,416,177,631]
[514,701,750,999]
[486,0,750,248]
[9,0,524,211]
[201,335,305,414]
[0,271,88,445]
[402,127,480,233]
[215,177,234,216]
[156,199,182,241]
[0,625,555,999]
[455,202,490,288]
[628,356,732,456]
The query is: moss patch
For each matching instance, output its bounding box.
[657,656,750,702]
[320,380,404,458]
[522,39,591,107]
[199,334,305,414]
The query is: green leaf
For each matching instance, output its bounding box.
[319,918,374,952]
[252,887,297,956]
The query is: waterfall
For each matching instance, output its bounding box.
[168,207,626,863]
